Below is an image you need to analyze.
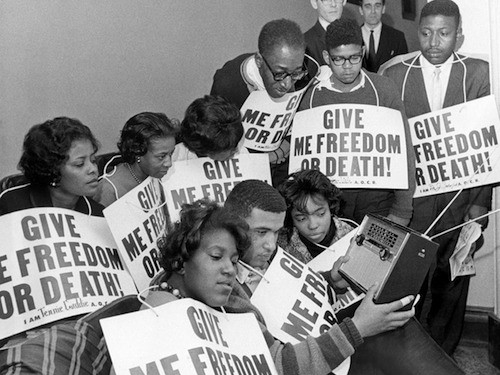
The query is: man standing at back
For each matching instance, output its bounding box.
[211,19,315,187]
[384,0,492,355]
[304,0,346,66]
[359,0,408,73]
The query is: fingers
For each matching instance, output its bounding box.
[398,295,414,308]
[332,255,349,270]
[364,283,379,300]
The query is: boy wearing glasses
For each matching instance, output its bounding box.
[210,19,315,187]
[298,18,415,227]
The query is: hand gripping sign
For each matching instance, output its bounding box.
[290,104,408,189]
[0,207,137,340]
[409,95,500,197]
[250,248,350,375]
[161,154,272,222]
[104,177,169,291]
[101,298,278,375]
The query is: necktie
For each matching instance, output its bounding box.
[431,67,442,111]
[368,30,376,70]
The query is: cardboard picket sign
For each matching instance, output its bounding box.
[162,154,272,222]
[104,177,169,291]
[240,87,308,152]
[409,95,500,197]
[0,207,137,340]
[250,248,350,375]
[289,104,408,189]
[101,298,278,375]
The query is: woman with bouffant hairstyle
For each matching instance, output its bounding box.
[0,116,103,216]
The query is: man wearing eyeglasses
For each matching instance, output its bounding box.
[211,19,318,187]
[298,18,416,228]
[305,0,346,67]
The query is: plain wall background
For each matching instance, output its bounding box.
[0,0,319,177]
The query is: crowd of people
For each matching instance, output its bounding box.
[0,0,494,374]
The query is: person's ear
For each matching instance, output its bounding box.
[358,4,364,16]
[322,50,331,65]
[362,46,366,57]
[455,29,465,51]
[255,53,263,68]
[310,0,318,11]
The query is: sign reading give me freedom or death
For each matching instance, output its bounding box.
[409,95,500,197]
[290,104,408,189]
[0,207,137,340]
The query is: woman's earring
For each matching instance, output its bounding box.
[50,181,57,187]
[137,157,141,164]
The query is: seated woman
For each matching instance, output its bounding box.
[172,95,247,162]
[277,169,355,263]
[0,117,103,216]
[95,112,178,207]
[146,199,416,375]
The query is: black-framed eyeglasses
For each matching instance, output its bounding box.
[260,54,308,82]
[329,54,363,66]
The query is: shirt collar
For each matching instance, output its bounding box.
[318,17,331,30]
[362,22,382,35]
[316,66,367,93]
[241,54,266,92]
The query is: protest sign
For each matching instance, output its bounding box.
[104,177,168,291]
[162,154,272,222]
[101,298,278,375]
[290,104,408,188]
[0,207,137,340]
[251,248,337,342]
[250,248,350,374]
[410,95,500,197]
[240,86,308,152]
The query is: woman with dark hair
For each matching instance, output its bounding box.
[277,169,355,263]
[172,95,247,162]
[0,117,103,216]
[96,112,179,207]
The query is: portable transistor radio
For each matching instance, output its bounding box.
[339,214,438,309]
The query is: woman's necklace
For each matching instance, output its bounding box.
[159,282,185,299]
[126,163,143,185]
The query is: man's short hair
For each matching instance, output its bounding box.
[225,180,286,219]
[420,0,460,29]
[325,18,363,51]
[258,19,305,56]
[180,95,243,157]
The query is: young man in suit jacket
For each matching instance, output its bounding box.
[383,0,492,355]
[360,0,408,73]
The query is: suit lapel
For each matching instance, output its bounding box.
[406,66,431,116]
[443,56,465,107]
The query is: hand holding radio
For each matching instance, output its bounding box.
[328,255,351,291]
[351,283,415,338]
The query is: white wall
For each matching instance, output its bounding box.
[0,0,316,177]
